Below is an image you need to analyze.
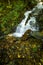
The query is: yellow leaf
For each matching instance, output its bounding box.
[18,54,21,58]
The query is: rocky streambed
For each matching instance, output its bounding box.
[0,30,43,65]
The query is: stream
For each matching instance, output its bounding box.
[8,2,43,40]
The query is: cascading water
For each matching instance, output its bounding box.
[12,11,32,37]
[9,2,43,38]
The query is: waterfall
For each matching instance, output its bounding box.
[9,2,43,38]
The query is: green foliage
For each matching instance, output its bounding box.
[0,0,39,34]
[0,0,26,34]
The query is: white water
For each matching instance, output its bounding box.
[9,2,43,37]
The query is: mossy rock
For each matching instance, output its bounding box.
[30,31,43,40]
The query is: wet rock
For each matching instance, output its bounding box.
[37,10,43,31]
[21,30,31,41]
[30,31,43,40]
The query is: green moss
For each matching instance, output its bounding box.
[0,0,26,34]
